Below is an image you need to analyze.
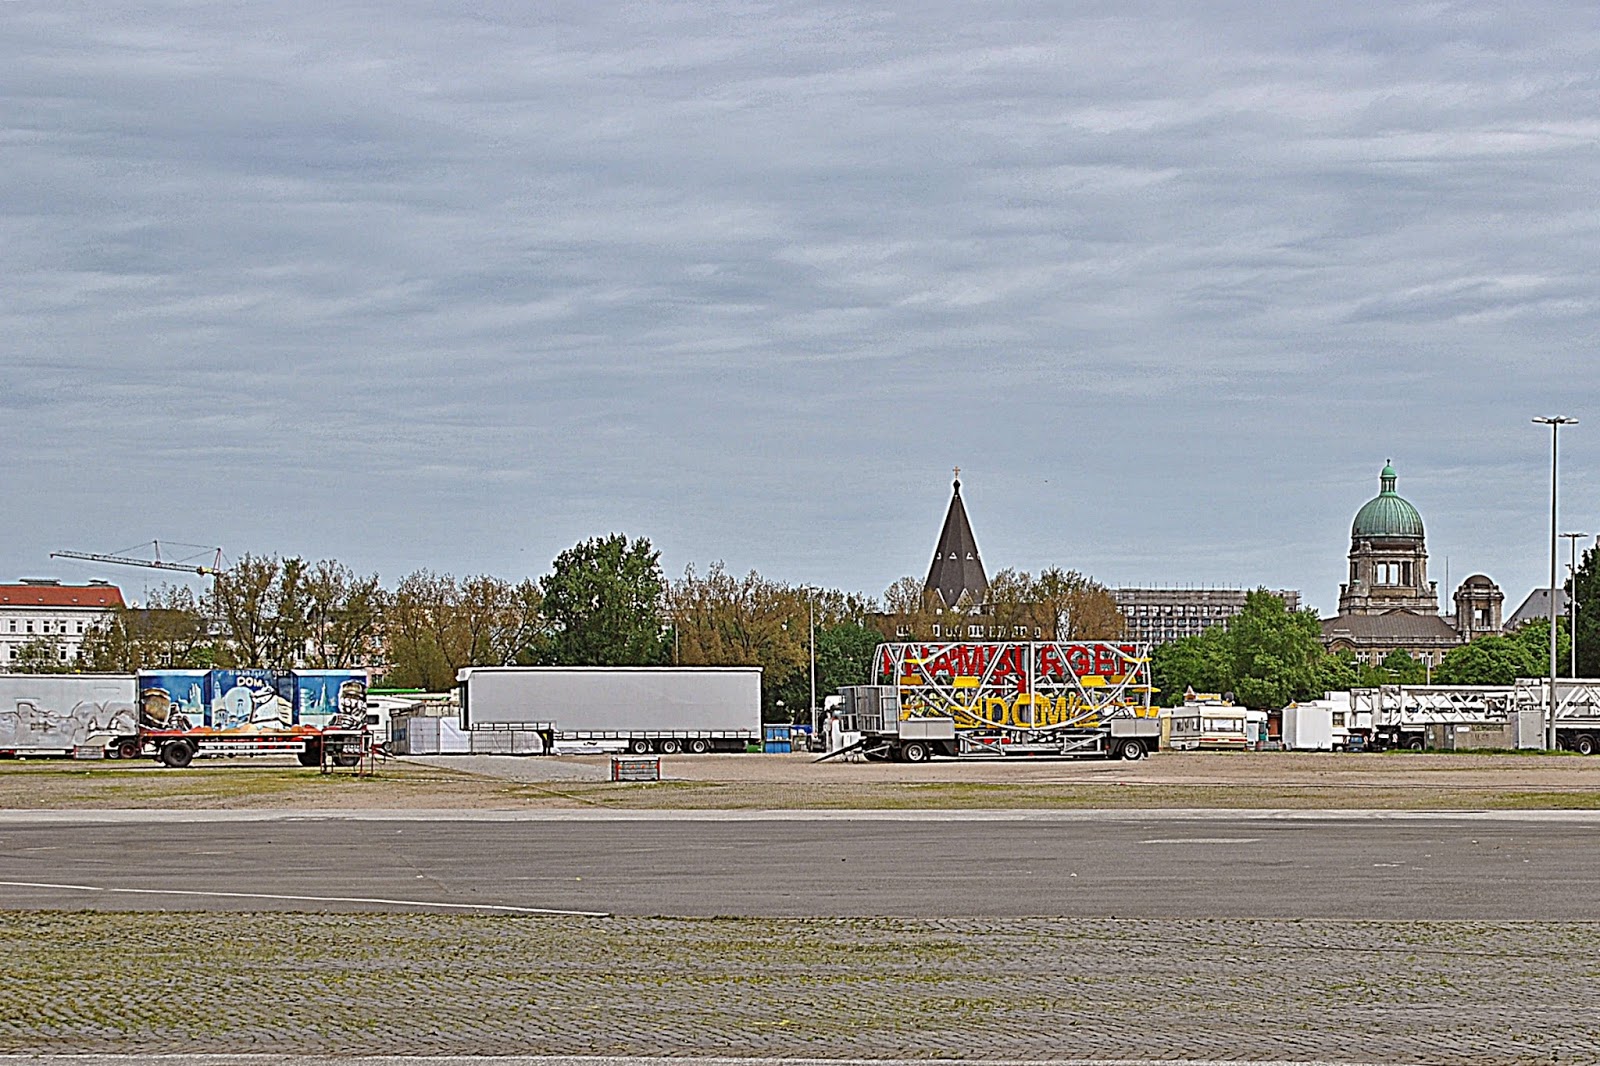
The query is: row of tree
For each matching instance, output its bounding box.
[1150,590,1572,708]
[43,536,1580,715]
[33,536,1126,721]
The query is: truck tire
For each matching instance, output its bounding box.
[117,740,140,760]
[1407,737,1425,752]
[297,746,322,767]
[1577,735,1597,756]
[333,752,361,767]
[1118,738,1146,761]
[688,738,710,754]
[159,741,194,769]
[658,738,682,754]
[628,738,652,755]
[900,741,930,763]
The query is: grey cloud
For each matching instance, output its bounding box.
[3,0,1598,612]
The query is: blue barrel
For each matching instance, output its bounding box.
[763,724,791,753]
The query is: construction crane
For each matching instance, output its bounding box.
[51,541,226,577]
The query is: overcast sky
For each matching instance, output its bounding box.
[4,1,1598,616]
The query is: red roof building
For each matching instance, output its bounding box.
[0,582,125,608]
[1,580,126,668]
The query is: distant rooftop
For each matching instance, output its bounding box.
[0,580,125,608]
[1505,587,1570,630]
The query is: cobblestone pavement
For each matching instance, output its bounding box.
[4,912,1598,1063]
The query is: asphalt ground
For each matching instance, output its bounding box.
[2,810,1599,918]
[9,775,1600,1063]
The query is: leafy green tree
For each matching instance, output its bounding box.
[1433,619,1566,685]
[1226,589,1328,710]
[1376,648,1428,686]
[1566,544,1599,676]
[767,620,883,723]
[814,621,881,692]
[1433,635,1539,685]
[1316,649,1361,695]
[536,534,668,666]
[1513,617,1570,674]
[1149,626,1233,706]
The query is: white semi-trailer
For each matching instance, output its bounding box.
[0,674,139,757]
[457,666,762,754]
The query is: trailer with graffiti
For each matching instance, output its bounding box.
[135,668,370,767]
[830,641,1159,762]
[0,674,139,757]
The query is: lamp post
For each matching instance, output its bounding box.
[1535,416,1577,749]
[1563,532,1587,679]
[808,593,817,748]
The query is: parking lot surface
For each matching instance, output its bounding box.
[4,911,1599,1063]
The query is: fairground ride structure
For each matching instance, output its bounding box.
[830,640,1159,762]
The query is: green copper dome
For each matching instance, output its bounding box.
[1352,461,1424,540]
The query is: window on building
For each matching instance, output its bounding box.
[25,621,33,634]
[6,621,13,633]
[76,621,85,633]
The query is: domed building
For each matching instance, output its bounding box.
[1321,462,1503,668]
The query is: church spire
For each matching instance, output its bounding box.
[925,470,988,609]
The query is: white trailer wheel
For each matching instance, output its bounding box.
[658,738,681,754]
[1118,738,1146,760]
[688,738,710,754]
[628,738,652,755]
[1577,734,1596,756]
[901,741,930,763]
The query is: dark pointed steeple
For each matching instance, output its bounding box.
[925,468,988,609]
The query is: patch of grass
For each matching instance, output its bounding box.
[6,753,1600,811]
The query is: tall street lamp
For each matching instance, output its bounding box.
[1535,416,1577,748]
[1563,532,1588,679]
[808,593,818,748]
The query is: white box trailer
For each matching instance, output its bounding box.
[0,674,139,757]
[457,666,761,755]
